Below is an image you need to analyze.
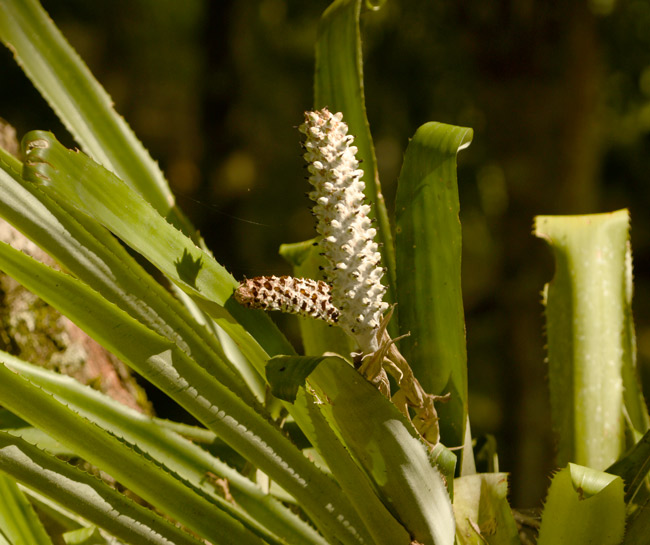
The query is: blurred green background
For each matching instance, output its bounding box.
[2,0,650,509]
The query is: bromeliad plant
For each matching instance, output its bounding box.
[0,1,648,545]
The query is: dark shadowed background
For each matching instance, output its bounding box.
[2,0,650,509]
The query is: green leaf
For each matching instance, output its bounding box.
[310,355,456,545]
[6,354,328,545]
[18,488,86,536]
[0,409,73,457]
[537,463,625,545]
[607,428,650,505]
[535,211,631,469]
[267,355,326,402]
[621,241,650,436]
[453,473,520,545]
[0,0,190,233]
[62,527,109,545]
[0,241,370,545]
[394,121,473,450]
[0,432,207,545]
[623,496,650,544]
[279,239,355,357]
[0,471,53,545]
[315,0,396,302]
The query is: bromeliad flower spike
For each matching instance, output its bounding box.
[235,108,448,444]
[299,108,388,353]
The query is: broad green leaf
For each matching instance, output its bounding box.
[0,242,370,545]
[394,121,472,450]
[535,211,630,469]
[453,474,520,545]
[460,417,477,476]
[0,380,265,545]
[0,432,206,545]
[0,148,261,403]
[0,0,192,234]
[431,443,458,494]
[267,355,325,402]
[607,428,650,505]
[621,241,650,436]
[315,0,396,301]
[310,355,456,545]
[18,488,86,535]
[537,463,625,545]
[279,239,355,357]
[20,131,293,374]
[0,408,26,429]
[0,471,53,545]
[62,527,109,545]
[0,409,72,456]
[623,496,650,544]
[6,354,327,545]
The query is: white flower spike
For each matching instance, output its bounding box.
[299,108,388,352]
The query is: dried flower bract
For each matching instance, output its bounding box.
[235,275,340,325]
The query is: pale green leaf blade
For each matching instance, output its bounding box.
[0,432,206,545]
[0,471,53,545]
[452,473,520,545]
[607,428,650,505]
[310,355,456,545]
[537,464,625,545]
[267,355,325,402]
[279,239,355,356]
[621,241,650,435]
[623,496,650,544]
[394,121,473,450]
[0,408,73,457]
[535,210,630,469]
[315,0,395,299]
[13,489,86,538]
[62,527,110,545]
[0,0,180,221]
